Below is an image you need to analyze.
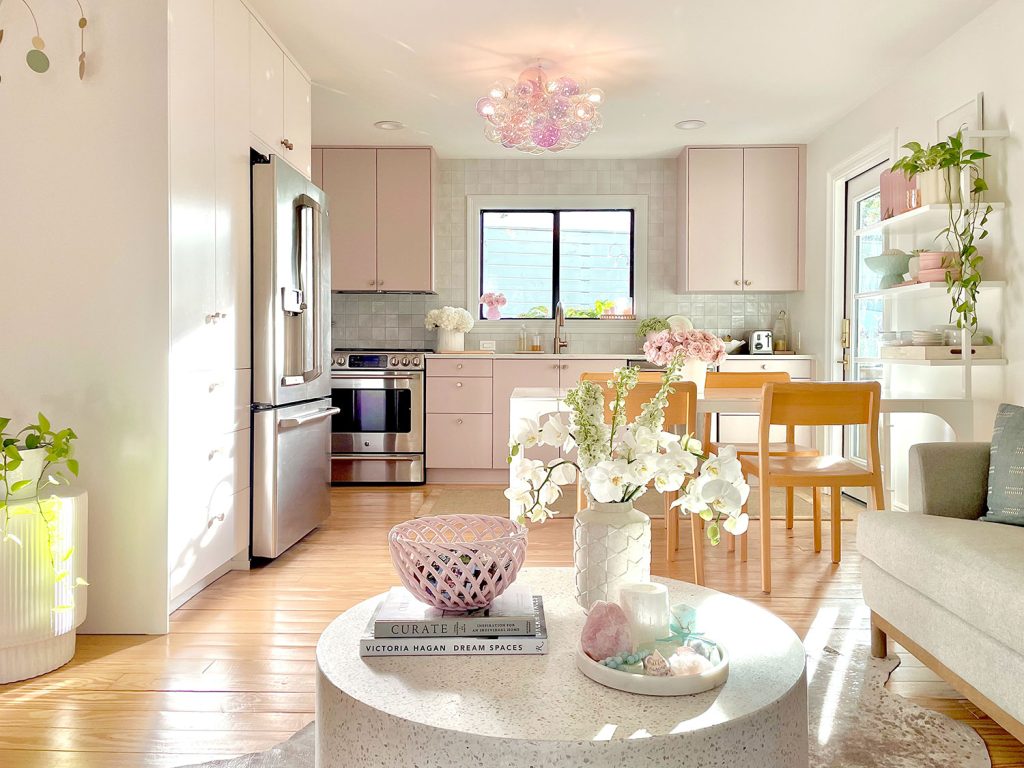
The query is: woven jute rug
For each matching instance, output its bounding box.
[416,486,858,521]
[179,631,990,768]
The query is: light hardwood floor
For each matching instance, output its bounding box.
[0,486,1021,767]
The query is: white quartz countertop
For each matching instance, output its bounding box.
[425,352,816,360]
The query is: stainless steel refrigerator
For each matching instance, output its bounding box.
[251,154,336,559]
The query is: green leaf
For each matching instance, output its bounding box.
[24,433,39,449]
[37,413,50,433]
[4,445,20,460]
[67,459,79,476]
[9,480,32,492]
[0,417,9,433]
[55,571,69,582]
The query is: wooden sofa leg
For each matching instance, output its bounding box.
[870,613,888,658]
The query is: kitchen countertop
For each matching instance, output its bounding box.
[425,352,816,360]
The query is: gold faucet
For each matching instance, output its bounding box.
[553,301,568,354]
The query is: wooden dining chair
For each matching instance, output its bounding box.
[576,372,698,566]
[740,381,885,593]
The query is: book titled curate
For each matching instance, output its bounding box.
[359,598,548,657]
[373,585,539,638]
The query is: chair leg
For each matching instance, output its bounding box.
[870,478,886,511]
[739,530,748,562]
[665,491,678,563]
[785,487,794,530]
[576,479,584,514]
[690,514,705,586]
[812,488,822,553]
[831,485,842,564]
[727,529,736,552]
[760,481,772,593]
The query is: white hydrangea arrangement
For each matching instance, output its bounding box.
[506,358,751,545]
[424,306,475,333]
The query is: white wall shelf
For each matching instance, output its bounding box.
[858,356,1006,367]
[855,280,1005,300]
[856,201,1004,238]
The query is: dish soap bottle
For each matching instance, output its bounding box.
[518,324,528,353]
[773,310,790,352]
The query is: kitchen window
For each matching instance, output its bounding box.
[478,208,635,319]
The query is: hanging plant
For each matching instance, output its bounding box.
[891,129,992,333]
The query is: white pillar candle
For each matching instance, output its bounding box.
[617,582,671,645]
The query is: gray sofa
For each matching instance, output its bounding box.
[857,442,1024,742]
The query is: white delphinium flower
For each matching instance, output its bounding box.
[565,381,610,470]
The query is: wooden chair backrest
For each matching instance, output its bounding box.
[760,381,882,470]
[579,372,698,433]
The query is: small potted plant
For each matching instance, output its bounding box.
[636,317,669,343]
[1,413,87,683]
[480,292,507,320]
[425,306,475,352]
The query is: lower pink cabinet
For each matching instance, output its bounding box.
[425,414,491,468]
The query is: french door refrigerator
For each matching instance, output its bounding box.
[251,154,336,558]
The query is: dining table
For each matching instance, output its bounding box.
[507,385,975,521]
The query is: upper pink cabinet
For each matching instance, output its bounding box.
[317,147,436,293]
[679,145,804,293]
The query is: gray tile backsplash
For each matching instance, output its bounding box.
[331,157,791,353]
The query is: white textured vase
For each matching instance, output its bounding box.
[0,491,88,683]
[1,448,47,500]
[916,167,957,206]
[680,357,708,394]
[437,329,465,352]
[573,501,651,612]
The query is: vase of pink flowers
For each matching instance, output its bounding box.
[642,325,727,394]
[480,292,507,321]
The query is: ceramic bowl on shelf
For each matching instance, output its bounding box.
[388,514,528,610]
[722,338,746,355]
[864,249,911,289]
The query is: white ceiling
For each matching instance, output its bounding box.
[249,0,996,158]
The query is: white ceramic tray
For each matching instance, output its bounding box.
[575,642,729,696]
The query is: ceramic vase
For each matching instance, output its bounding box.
[1,448,47,500]
[436,329,465,352]
[485,305,502,320]
[573,500,650,612]
[680,357,708,394]
[915,167,957,206]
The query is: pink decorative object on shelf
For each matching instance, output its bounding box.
[580,600,633,661]
[480,292,507,320]
[388,515,528,610]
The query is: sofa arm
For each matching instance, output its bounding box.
[908,442,989,519]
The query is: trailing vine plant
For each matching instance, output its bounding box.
[1,414,87,603]
[890,128,992,334]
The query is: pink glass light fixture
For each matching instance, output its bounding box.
[475,66,605,153]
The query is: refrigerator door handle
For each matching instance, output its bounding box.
[279,406,340,430]
[296,194,323,385]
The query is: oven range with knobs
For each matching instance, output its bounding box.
[330,349,426,484]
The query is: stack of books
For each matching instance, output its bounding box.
[359,584,548,657]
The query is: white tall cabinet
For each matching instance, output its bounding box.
[168,0,311,606]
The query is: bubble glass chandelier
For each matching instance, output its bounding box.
[475,66,605,154]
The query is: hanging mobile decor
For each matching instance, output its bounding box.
[20,0,49,73]
[74,0,85,79]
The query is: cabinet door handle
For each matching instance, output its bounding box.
[456,363,463,369]
[734,280,741,287]
[205,313,217,324]
[761,364,768,370]
[280,138,294,150]
[207,513,226,529]
[377,280,383,287]
[561,364,568,370]
[456,418,463,425]
[208,449,221,461]
[368,280,376,286]
[455,382,463,388]
[208,381,222,393]
[744,280,752,286]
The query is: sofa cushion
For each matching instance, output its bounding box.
[858,510,1024,654]
[986,403,1024,526]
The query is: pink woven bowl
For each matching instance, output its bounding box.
[388,514,528,610]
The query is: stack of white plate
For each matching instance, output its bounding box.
[912,330,944,346]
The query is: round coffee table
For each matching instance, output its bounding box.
[316,567,808,767]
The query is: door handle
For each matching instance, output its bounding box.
[280,407,340,429]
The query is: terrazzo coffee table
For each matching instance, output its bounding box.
[315,567,808,767]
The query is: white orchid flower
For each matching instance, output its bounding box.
[700,445,744,483]
[657,430,682,449]
[548,460,577,486]
[723,512,750,536]
[584,460,630,503]
[625,454,658,486]
[680,434,703,455]
[653,466,686,493]
[540,415,574,452]
[513,457,546,487]
[538,481,561,507]
[503,482,534,508]
[513,418,543,451]
[528,505,553,523]
[660,442,699,475]
[624,425,660,456]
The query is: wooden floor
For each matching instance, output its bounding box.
[1,486,1021,767]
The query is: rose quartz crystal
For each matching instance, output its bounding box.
[580,601,633,661]
[669,646,714,676]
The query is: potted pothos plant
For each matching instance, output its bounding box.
[891,129,993,333]
[0,413,87,684]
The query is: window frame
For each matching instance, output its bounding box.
[478,208,636,320]
[466,194,648,329]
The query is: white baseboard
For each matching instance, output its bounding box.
[169,546,248,612]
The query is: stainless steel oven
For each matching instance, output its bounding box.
[330,350,425,484]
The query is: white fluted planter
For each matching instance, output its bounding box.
[0,489,88,683]
[573,501,650,612]
[436,329,465,352]
[680,358,708,394]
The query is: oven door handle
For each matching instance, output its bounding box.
[331,371,422,379]
[279,406,340,429]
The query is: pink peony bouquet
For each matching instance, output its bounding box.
[643,329,727,368]
[480,292,508,320]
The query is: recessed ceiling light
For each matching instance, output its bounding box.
[675,119,706,130]
[374,120,405,130]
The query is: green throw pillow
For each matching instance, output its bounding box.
[982,403,1024,527]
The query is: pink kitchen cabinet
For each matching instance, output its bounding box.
[742,146,802,291]
[681,147,744,292]
[322,148,377,291]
